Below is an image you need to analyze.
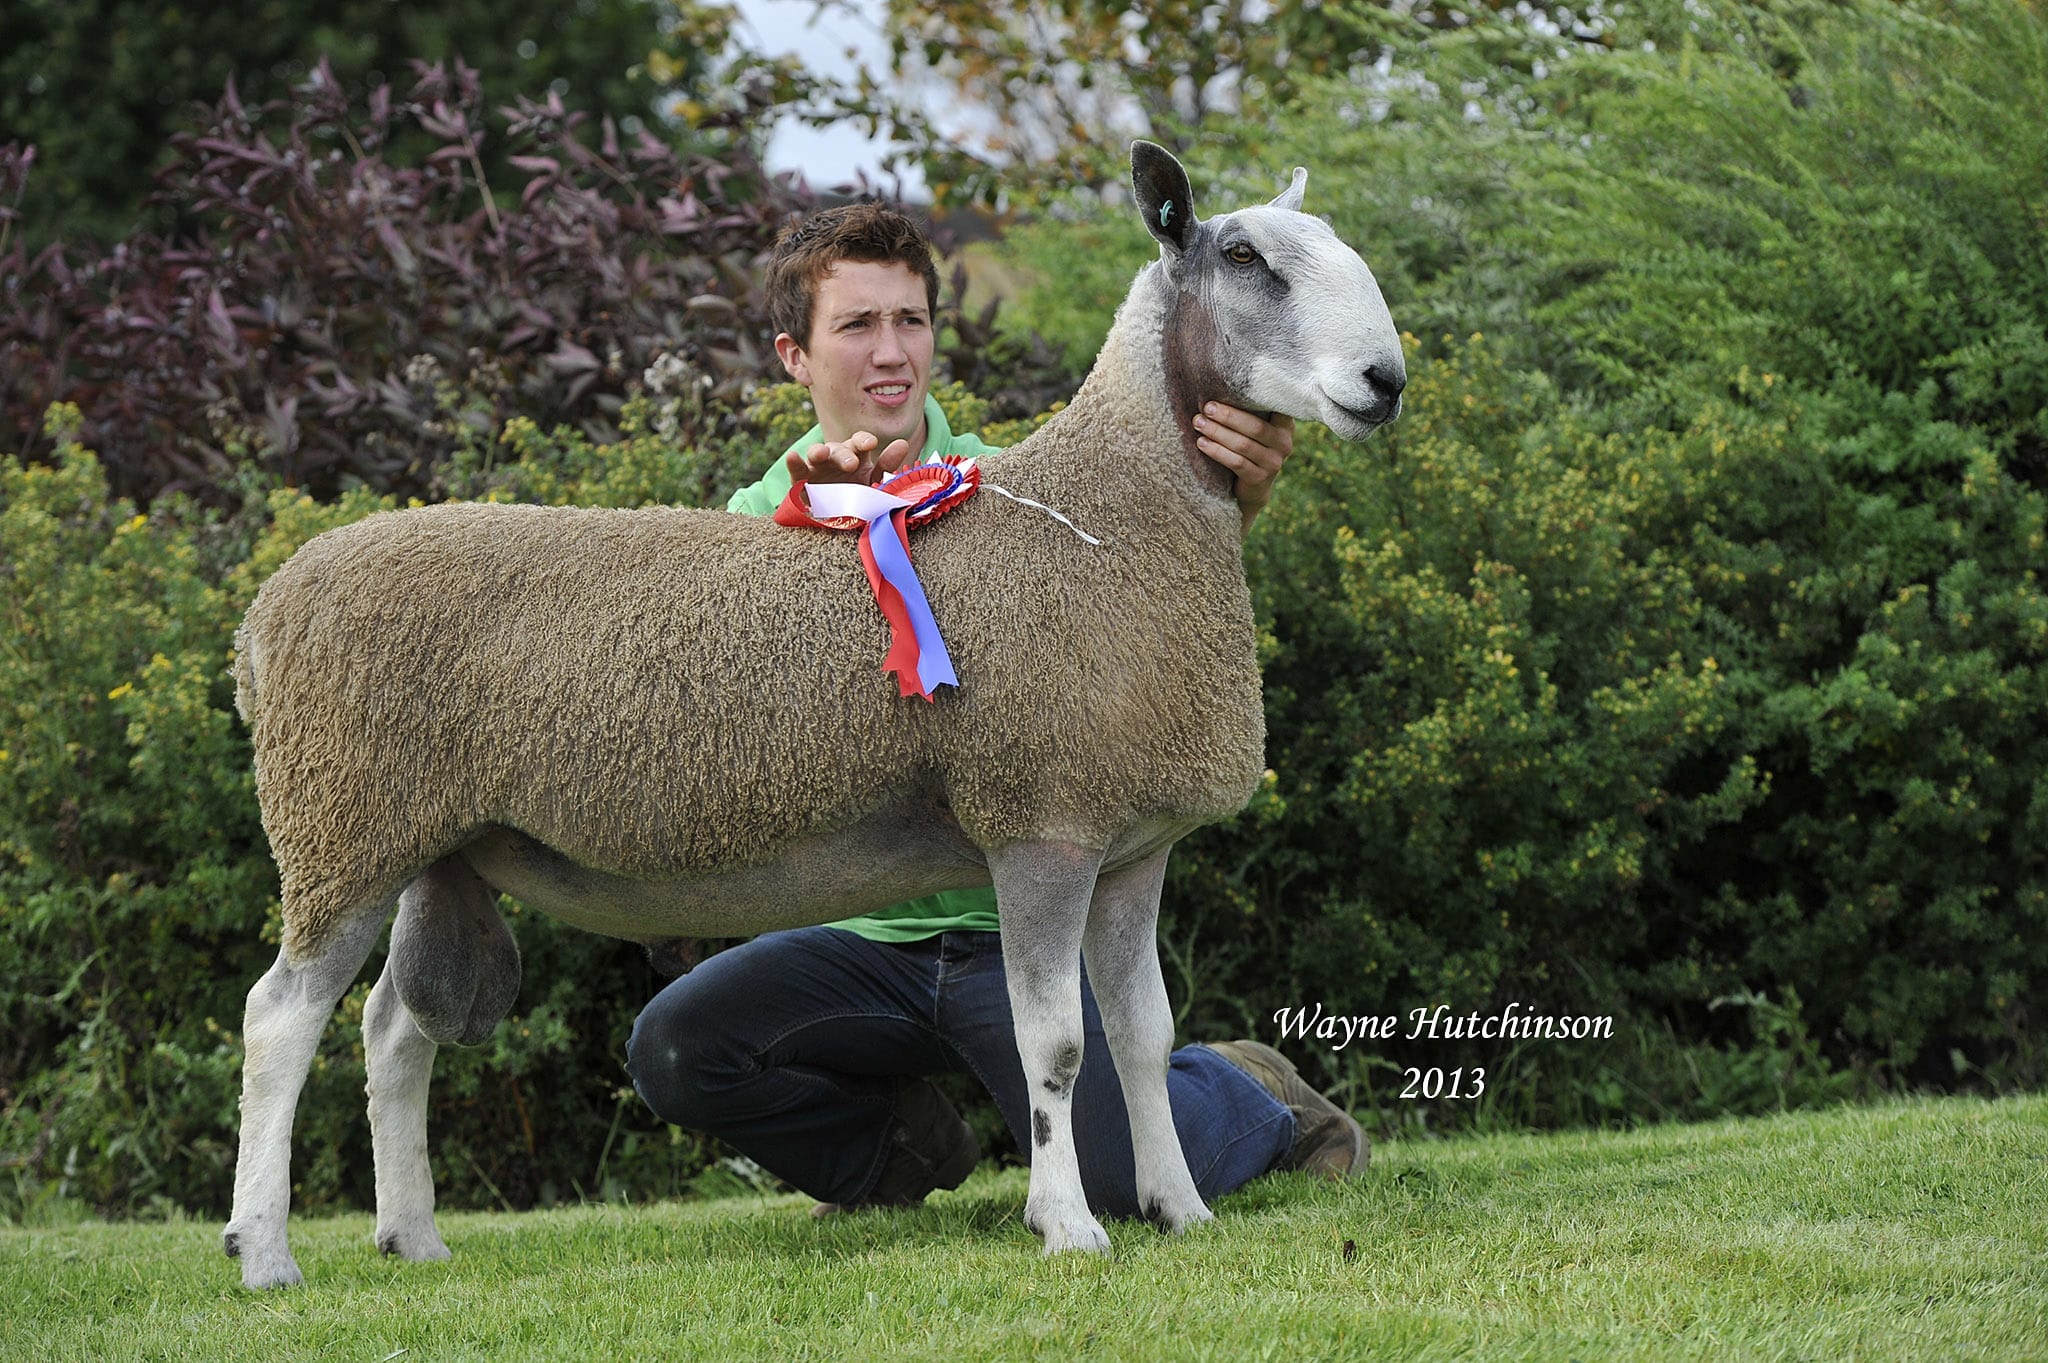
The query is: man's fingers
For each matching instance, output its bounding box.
[1200,404,1295,445]
[1198,402,1264,438]
[789,434,914,486]
[1194,411,1260,455]
[1193,403,1293,531]
[1197,403,1292,473]
[1196,436,1249,473]
[835,431,887,480]
[1196,425,1277,476]
[791,442,861,479]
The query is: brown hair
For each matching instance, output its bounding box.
[765,202,941,349]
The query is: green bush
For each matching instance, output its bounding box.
[1158,339,1826,1125]
[987,216,1153,374]
[1510,0,2048,440]
[1139,0,2048,1121]
[2,408,267,1217]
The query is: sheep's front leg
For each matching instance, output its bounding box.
[363,955,450,1263]
[1083,845,1211,1234]
[224,903,388,1289]
[989,839,1110,1255]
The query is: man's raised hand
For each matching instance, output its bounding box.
[786,430,915,487]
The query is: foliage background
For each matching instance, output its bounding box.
[4,0,2045,1222]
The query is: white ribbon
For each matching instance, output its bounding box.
[804,482,915,521]
[978,481,1103,546]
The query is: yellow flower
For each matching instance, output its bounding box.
[107,683,135,701]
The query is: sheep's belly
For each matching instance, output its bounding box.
[457,800,992,942]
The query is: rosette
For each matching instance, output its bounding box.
[773,455,981,700]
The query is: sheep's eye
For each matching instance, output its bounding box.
[1225,241,1257,265]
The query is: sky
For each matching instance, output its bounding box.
[726,0,933,199]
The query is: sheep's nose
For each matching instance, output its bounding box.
[1364,364,1407,405]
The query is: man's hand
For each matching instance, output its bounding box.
[1193,402,1296,531]
[786,430,915,487]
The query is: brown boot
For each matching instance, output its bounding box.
[812,1077,982,1217]
[1205,1040,1368,1179]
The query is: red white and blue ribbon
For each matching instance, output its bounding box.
[774,455,980,700]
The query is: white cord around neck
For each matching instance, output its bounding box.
[978,480,1103,546]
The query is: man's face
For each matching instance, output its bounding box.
[774,260,934,450]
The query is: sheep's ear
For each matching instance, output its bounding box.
[1271,166,1308,213]
[1131,140,1195,256]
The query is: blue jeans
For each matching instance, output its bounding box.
[626,926,1293,1217]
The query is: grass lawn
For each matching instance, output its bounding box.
[7,1093,2044,1361]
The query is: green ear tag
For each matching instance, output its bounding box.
[1159,200,1174,228]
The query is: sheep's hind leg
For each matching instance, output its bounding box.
[224,900,390,1289]
[989,840,1111,1255]
[363,956,449,1263]
[370,855,521,1262]
[1082,845,1212,1234]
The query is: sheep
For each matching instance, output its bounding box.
[221,140,1406,1289]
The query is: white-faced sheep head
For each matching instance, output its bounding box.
[1131,140,1405,442]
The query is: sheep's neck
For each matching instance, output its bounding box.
[1054,263,1240,518]
[1158,280,1240,504]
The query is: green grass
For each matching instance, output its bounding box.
[8,1094,2044,1361]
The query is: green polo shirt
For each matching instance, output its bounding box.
[728,394,1003,941]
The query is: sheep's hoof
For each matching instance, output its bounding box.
[245,1262,305,1290]
[228,1236,305,1290]
[376,1223,452,1262]
[1143,1195,1214,1235]
[1026,1200,1112,1255]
